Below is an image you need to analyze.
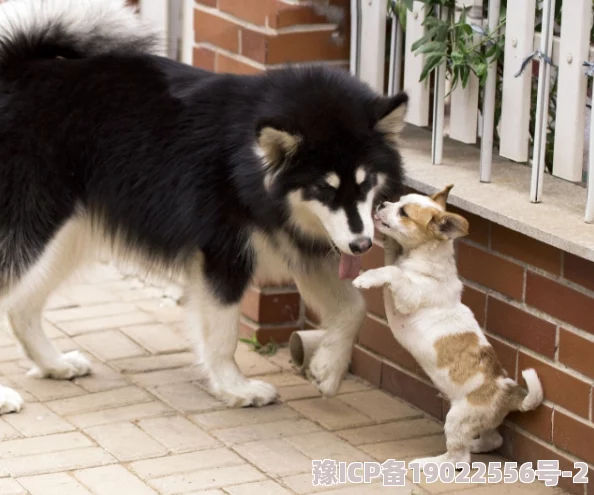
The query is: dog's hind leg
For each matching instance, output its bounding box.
[185,258,278,408]
[293,262,366,396]
[5,218,92,379]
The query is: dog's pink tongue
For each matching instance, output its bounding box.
[339,254,362,280]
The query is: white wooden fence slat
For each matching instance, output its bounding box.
[350,0,360,76]
[404,1,429,127]
[358,0,388,93]
[552,0,591,181]
[449,2,481,144]
[140,0,169,57]
[499,0,536,163]
[181,0,195,65]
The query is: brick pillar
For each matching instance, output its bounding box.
[192,0,349,75]
[191,0,349,344]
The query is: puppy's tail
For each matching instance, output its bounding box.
[508,368,544,412]
[0,0,160,72]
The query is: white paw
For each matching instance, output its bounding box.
[411,453,469,469]
[212,377,279,408]
[27,351,92,380]
[308,346,347,397]
[0,386,23,414]
[352,273,381,290]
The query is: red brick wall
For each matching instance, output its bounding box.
[339,196,594,495]
[193,0,349,75]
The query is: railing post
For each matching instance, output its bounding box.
[479,0,501,183]
[387,6,404,96]
[530,0,556,203]
[350,0,360,77]
[358,0,388,93]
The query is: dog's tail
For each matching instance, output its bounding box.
[0,0,160,72]
[508,368,544,412]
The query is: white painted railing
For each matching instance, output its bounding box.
[352,0,594,223]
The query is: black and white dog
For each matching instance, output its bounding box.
[0,0,407,412]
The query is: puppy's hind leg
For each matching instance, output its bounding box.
[5,218,92,379]
[413,402,476,468]
[186,258,278,408]
[471,429,503,454]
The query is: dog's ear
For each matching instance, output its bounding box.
[374,92,408,145]
[432,211,469,240]
[431,184,454,209]
[256,124,300,169]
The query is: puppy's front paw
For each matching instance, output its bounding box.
[352,273,381,290]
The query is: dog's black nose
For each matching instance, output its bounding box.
[349,237,372,254]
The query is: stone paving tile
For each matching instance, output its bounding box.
[148,464,266,494]
[85,422,168,462]
[235,344,281,376]
[190,404,299,431]
[337,418,443,446]
[1,447,115,477]
[336,390,422,423]
[137,415,220,453]
[0,431,92,458]
[74,465,158,495]
[0,419,22,441]
[110,352,195,373]
[47,386,151,416]
[129,448,244,480]
[151,381,225,413]
[0,478,27,495]
[59,312,157,336]
[212,419,322,446]
[225,480,293,495]
[233,438,314,477]
[360,434,446,461]
[288,397,374,431]
[46,302,138,323]
[68,401,174,429]
[122,323,190,354]
[129,367,202,388]
[18,473,93,495]
[284,431,375,464]
[8,374,86,402]
[73,360,131,393]
[278,383,322,401]
[74,330,147,361]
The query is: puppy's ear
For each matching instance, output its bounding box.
[432,211,469,240]
[374,92,408,145]
[256,125,300,168]
[431,184,454,209]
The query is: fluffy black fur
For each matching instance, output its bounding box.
[0,14,405,304]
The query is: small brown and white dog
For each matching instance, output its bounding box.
[353,185,543,468]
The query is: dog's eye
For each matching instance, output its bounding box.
[399,207,408,218]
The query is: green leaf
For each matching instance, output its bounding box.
[416,41,447,55]
[419,53,445,82]
[404,0,414,11]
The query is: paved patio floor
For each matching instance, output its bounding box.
[0,264,571,495]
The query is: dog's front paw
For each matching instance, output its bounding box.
[27,351,92,380]
[308,346,347,397]
[212,378,279,408]
[0,386,23,414]
[353,272,382,290]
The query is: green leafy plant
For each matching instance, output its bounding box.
[390,0,589,177]
[391,0,506,91]
[239,334,278,356]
